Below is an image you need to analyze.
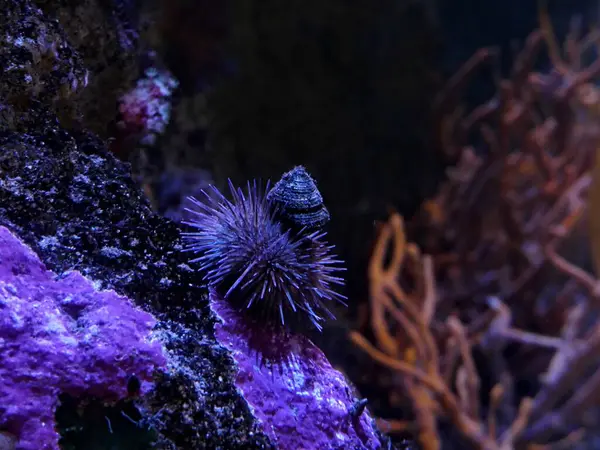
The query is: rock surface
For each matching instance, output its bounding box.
[212,293,382,450]
[0,0,397,448]
[0,226,166,450]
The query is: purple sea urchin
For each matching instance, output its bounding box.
[181,179,346,331]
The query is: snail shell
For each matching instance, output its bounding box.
[267,166,330,230]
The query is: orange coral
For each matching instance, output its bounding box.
[351,9,600,450]
[350,215,532,450]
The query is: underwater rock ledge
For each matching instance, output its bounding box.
[0,118,391,450]
[210,291,381,449]
[0,0,401,447]
[0,226,167,450]
[0,119,275,449]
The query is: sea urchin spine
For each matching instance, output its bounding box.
[181,178,346,331]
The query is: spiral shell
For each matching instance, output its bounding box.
[267,166,330,230]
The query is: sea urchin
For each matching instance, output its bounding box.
[181,178,346,331]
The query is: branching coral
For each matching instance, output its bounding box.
[351,210,600,449]
[351,12,600,450]
[423,28,598,323]
[350,215,532,450]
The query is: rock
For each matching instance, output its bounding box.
[0,120,276,450]
[0,0,392,448]
[211,293,382,450]
[0,226,167,450]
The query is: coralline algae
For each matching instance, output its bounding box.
[210,291,382,450]
[0,226,166,450]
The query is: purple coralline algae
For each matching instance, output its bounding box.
[0,226,166,450]
[210,291,382,450]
